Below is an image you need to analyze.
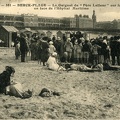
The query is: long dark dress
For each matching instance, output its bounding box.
[37,40,49,65]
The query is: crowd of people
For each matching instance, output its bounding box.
[14,31,120,68]
[0,31,120,99]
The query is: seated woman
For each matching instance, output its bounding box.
[0,66,15,93]
[46,52,66,71]
[0,66,32,99]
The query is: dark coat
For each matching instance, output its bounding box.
[116,41,120,55]
[100,42,107,55]
[37,40,49,62]
[20,37,28,54]
[110,40,117,56]
[0,66,15,93]
[82,42,91,52]
[54,40,64,57]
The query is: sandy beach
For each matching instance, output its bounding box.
[0,47,119,119]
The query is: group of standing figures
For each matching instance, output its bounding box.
[15,31,120,66]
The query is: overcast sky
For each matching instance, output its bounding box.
[0,0,120,21]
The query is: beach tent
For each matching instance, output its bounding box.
[65,31,71,38]
[46,30,52,38]
[0,25,18,47]
[56,30,63,39]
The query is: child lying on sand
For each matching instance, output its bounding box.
[62,63,103,72]
[63,63,120,72]
[5,81,33,99]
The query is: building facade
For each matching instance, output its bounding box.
[21,14,38,27]
[95,21,113,29]
[0,12,94,30]
[95,20,120,30]
[38,16,64,29]
[74,14,93,29]
[0,14,24,27]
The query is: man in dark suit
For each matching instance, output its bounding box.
[19,33,28,62]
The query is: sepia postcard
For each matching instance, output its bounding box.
[0,0,119,120]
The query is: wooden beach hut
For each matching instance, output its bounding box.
[56,30,63,39]
[0,25,18,47]
[46,30,52,38]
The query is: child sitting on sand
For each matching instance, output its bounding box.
[46,52,66,71]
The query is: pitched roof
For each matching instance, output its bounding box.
[2,25,18,32]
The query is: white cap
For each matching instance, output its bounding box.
[67,38,71,41]
[49,41,53,45]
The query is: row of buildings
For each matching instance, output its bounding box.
[1,10,120,47]
[96,20,120,30]
[0,10,97,47]
[0,10,96,29]
[0,10,120,30]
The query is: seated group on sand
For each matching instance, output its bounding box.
[46,52,120,72]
